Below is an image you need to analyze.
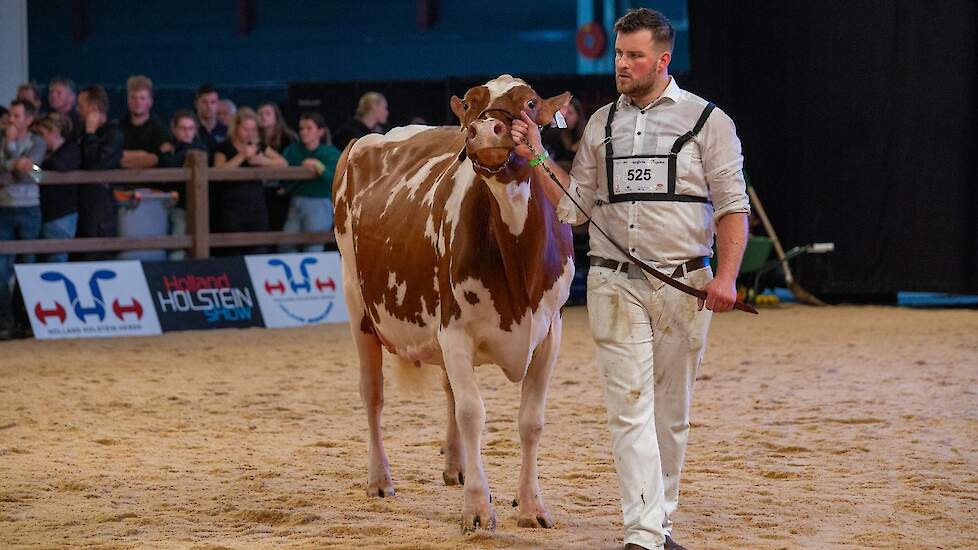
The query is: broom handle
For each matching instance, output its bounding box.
[747,186,795,285]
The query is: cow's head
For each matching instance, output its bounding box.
[451,75,570,180]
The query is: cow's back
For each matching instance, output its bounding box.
[334,125,468,359]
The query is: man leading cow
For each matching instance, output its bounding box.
[511,8,750,550]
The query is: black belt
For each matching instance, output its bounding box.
[590,255,710,279]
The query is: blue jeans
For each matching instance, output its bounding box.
[0,206,42,327]
[281,197,334,253]
[41,212,79,264]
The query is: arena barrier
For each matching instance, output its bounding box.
[15,252,347,339]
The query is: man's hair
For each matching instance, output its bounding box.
[10,99,37,118]
[171,109,197,128]
[31,112,73,137]
[356,92,386,118]
[613,8,675,52]
[196,84,219,99]
[127,75,154,96]
[16,82,42,102]
[49,76,78,95]
[80,84,110,113]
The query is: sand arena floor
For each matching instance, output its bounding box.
[1,304,976,549]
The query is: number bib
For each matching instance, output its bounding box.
[611,156,669,195]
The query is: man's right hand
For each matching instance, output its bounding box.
[4,125,17,142]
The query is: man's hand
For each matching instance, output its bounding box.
[510,111,543,161]
[4,125,17,142]
[699,275,737,313]
[13,157,34,174]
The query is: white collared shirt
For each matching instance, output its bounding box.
[557,77,750,267]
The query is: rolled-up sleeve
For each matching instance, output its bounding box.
[702,108,750,221]
[556,118,601,225]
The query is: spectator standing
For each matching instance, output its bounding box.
[120,75,167,171]
[212,107,286,256]
[281,112,340,252]
[195,84,227,151]
[15,82,43,114]
[159,110,206,259]
[0,99,45,339]
[47,77,82,143]
[31,113,81,263]
[257,101,298,231]
[217,99,237,129]
[333,91,388,150]
[76,85,123,260]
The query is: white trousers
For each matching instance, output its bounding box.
[587,264,713,550]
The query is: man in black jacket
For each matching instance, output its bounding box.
[76,84,123,260]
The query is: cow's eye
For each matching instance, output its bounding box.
[527,99,537,110]
[462,101,469,111]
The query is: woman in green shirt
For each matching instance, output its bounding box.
[281,112,341,252]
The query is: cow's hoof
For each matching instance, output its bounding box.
[443,470,464,486]
[365,481,396,498]
[460,508,497,534]
[516,512,554,528]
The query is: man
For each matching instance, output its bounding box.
[512,8,749,550]
[48,76,82,142]
[217,98,237,129]
[76,85,123,260]
[15,82,43,113]
[194,84,227,151]
[120,75,167,170]
[0,100,45,339]
[333,91,388,150]
[159,110,206,260]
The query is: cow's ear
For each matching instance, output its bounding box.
[450,95,466,124]
[535,92,572,126]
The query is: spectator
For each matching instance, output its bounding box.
[281,112,340,252]
[47,77,82,142]
[333,91,388,150]
[120,75,167,170]
[217,99,237,129]
[15,82,43,113]
[159,110,206,260]
[0,105,8,129]
[194,84,226,151]
[212,107,286,256]
[31,113,81,263]
[76,84,123,260]
[541,96,586,164]
[257,101,298,231]
[0,99,45,339]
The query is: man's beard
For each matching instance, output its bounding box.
[616,72,656,101]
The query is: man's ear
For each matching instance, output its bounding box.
[535,92,572,126]
[450,95,466,124]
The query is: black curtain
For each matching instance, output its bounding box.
[687,0,977,296]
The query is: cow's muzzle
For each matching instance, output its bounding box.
[467,118,515,172]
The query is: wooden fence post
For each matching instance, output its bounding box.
[185,150,210,259]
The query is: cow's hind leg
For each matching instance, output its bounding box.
[441,371,466,486]
[354,320,396,498]
[514,316,561,528]
[440,331,495,533]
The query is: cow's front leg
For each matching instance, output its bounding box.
[357,328,395,498]
[441,331,495,533]
[441,371,466,486]
[514,317,561,528]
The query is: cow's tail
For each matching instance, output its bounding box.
[390,356,442,396]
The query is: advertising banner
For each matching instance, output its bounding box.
[15,261,162,339]
[244,252,347,328]
[142,257,264,331]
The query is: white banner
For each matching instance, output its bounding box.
[15,261,162,339]
[244,252,348,328]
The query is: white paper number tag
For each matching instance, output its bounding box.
[612,157,668,194]
[552,111,567,129]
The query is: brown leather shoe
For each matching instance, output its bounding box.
[664,535,687,550]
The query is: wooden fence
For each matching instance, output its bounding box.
[0,150,334,258]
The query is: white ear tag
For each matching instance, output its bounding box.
[552,110,567,129]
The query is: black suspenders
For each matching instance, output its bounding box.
[604,99,716,204]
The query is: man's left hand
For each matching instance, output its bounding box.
[698,275,737,313]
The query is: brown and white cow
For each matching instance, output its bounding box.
[332,75,573,532]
